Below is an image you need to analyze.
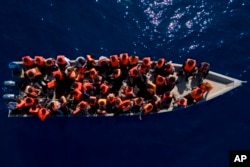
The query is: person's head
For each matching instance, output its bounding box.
[188,60,194,66]
[197,88,202,94]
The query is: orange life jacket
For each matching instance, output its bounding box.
[119,53,129,66]
[34,56,45,66]
[25,67,42,80]
[47,80,56,89]
[129,66,138,77]
[100,83,109,95]
[110,55,119,68]
[16,99,25,109]
[83,82,93,91]
[38,108,50,121]
[98,98,107,107]
[124,86,134,97]
[183,58,196,72]
[72,82,83,91]
[199,81,214,92]
[45,58,56,67]
[129,55,139,66]
[121,100,131,112]
[155,75,166,86]
[143,103,153,114]
[89,68,97,79]
[22,55,33,67]
[191,87,203,101]
[73,101,89,115]
[133,97,144,106]
[73,89,82,101]
[29,106,39,114]
[24,97,35,107]
[52,70,64,80]
[142,57,151,67]
[65,67,76,79]
[177,98,187,106]
[57,55,68,66]
[156,58,165,68]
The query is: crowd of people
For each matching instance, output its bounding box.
[7,53,213,121]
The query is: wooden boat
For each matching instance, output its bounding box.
[3,58,247,118]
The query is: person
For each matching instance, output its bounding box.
[72,100,89,115]
[165,62,175,76]
[161,91,174,108]
[37,107,50,121]
[155,58,165,76]
[56,55,70,68]
[165,75,177,91]
[199,81,214,94]
[131,97,144,113]
[142,102,153,114]
[97,98,107,115]
[176,97,187,107]
[197,62,210,83]
[182,58,197,81]
[22,55,34,68]
[190,87,203,102]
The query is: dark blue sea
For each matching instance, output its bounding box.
[0,0,250,167]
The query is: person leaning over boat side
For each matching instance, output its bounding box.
[198,81,214,98]
[190,87,203,103]
[197,62,210,83]
[182,58,197,81]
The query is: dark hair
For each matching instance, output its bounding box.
[188,60,194,66]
